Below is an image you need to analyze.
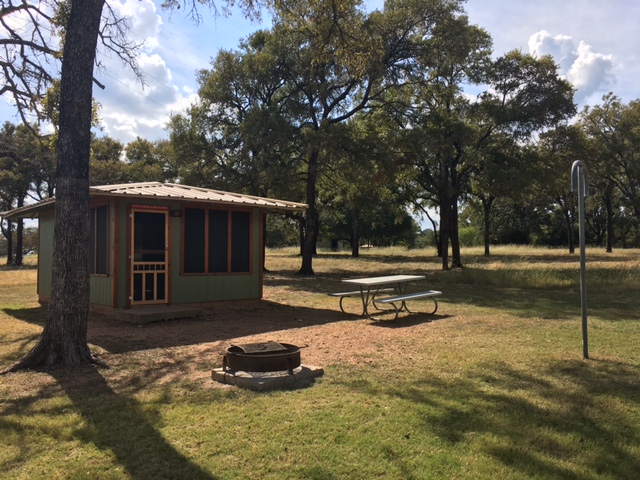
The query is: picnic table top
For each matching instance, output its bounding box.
[342,274,425,286]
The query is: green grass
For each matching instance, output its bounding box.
[1,247,639,479]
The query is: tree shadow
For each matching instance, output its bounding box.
[0,263,37,272]
[48,366,218,480]
[1,306,45,325]
[90,300,352,355]
[338,358,640,479]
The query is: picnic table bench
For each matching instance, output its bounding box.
[328,288,395,315]
[375,290,442,320]
[330,275,442,321]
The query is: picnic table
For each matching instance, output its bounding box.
[329,274,442,321]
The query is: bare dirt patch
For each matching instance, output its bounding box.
[83,291,451,391]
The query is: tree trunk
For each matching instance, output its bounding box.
[298,218,305,256]
[424,208,441,257]
[439,198,450,271]
[15,217,23,266]
[565,207,575,255]
[450,197,463,269]
[5,219,12,265]
[7,0,105,371]
[299,149,319,275]
[605,194,614,253]
[351,205,360,258]
[14,196,24,266]
[483,197,494,257]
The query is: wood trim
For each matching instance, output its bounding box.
[125,205,132,308]
[259,211,264,298]
[180,206,254,276]
[111,198,119,308]
[167,209,172,305]
[36,219,41,296]
[129,206,170,306]
[88,201,110,276]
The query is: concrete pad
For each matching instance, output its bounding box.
[212,365,324,391]
[115,305,200,324]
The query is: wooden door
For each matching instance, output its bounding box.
[130,208,168,305]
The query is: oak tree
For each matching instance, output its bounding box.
[1,0,261,371]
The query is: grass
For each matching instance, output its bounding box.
[1,246,639,479]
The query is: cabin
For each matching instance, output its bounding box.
[2,182,307,319]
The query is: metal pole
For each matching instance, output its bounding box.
[571,161,589,359]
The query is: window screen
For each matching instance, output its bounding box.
[89,205,108,275]
[184,208,205,273]
[231,211,251,272]
[183,207,252,274]
[208,210,228,273]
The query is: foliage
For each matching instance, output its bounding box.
[172,0,485,274]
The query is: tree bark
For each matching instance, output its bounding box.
[483,197,494,257]
[4,219,12,265]
[450,198,463,269]
[15,217,23,266]
[439,197,451,271]
[299,148,319,275]
[351,205,360,258]
[7,0,105,371]
[14,196,24,266]
[605,193,614,253]
[565,207,575,255]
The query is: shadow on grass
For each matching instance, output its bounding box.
[341,358,640,479]
[368,313,454,328]
[90,301,348,355]
[0,263,37,272]
[50,366,217,480]
[1,306,45,325]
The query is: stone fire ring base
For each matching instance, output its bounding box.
[212,365,324,391]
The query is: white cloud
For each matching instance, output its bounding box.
[528,30,614,104]
[528,30,575,71]
[94,0,197,143]
[108,0,162,48]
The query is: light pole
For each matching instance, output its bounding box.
[571,160,589,359]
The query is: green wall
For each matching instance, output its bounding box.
[37,198,264,310]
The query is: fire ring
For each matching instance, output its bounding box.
[222,341,302,375]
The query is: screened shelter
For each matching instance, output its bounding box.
[2,182,307,314]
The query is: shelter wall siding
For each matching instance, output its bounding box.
[89,276,112,305]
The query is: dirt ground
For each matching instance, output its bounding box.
[80,291,446,390]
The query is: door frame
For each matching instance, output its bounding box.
[128,205,170,306]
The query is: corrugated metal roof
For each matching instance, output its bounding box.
[1,182,307,218]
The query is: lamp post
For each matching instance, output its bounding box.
[571,160,589,359]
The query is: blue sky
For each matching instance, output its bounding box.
[1,0,638,144]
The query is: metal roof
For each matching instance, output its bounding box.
[1,182,307,219]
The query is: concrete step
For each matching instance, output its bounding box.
[115,305,200,324]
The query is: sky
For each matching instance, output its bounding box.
[1,0,638,144]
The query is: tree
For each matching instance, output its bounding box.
[579,94,640,250]
[384,12,492,269]
[125,137,173,182]
[90,135,127,185]
[468,134,535,256]
[535,126,587,253]
[0,122,50,265]
[2,0,262,371]
[177,0,474,274]
[393,48,575,269]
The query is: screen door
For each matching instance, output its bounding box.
[130,209,168,305]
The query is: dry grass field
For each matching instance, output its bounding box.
[1,246,639,479]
